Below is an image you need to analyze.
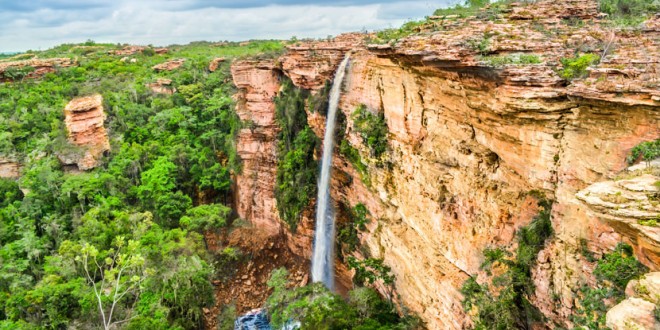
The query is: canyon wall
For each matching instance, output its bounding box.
[231,2,660,328]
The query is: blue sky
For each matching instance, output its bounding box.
[0,0,458,52]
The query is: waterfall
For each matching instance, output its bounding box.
[311,54,350,290]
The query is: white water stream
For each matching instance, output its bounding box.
[311,54,350,290]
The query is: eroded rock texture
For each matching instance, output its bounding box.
[229,1,660,328]
[59,94,110,170]
[231,60,282,237]
[0,158,21,178]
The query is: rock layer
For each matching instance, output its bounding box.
[60,94,110,170]
[0,158,20,178]
[231,60,282,236]
[0,58,77,81]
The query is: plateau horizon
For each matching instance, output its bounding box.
[0,0,458,52]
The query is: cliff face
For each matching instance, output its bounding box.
[230,2,660,328]
[59,94,110,170]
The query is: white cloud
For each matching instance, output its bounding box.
[0,0,459,52]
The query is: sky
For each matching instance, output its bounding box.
[0,0,459,52]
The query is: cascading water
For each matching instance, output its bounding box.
[311,54,351,290]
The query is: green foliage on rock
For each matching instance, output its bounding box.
[598,0,660,26]
[339,140,371,186]
[265,268,417,330]
[274,78,319,231]
[337,203,371,259]
[627,139,660,165]
[571,243,648,328]
[461,196,554,329]
[479,53,541,67]
[0,40,284,329]
[352,104,388,159]
[560,54,600,81]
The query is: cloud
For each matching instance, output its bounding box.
[0,0,459,52]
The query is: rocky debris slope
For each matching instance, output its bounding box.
[607,272,660,329]
[230,0,660,328]
[58,94,110,170]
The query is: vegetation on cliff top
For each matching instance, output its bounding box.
[0,40,283,329]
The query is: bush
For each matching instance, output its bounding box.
[265,268,413,330]
[599,0,660,26]
[274,78,319,231]
[479,53,541,67]
[337,203,371,259]
[352,104,388,159]
[180,203,231,232]
[572,243,647,328]
[560,54,600,80]
[627,139,660,165]
[461,195,553,329]
[339,140,370,186]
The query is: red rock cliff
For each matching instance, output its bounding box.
[230,2,660,328]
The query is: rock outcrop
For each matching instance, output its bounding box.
[577,169,660,267]
[59,94,110,170]
[0,58,77,81]
[110,45,146,56]
[606,272,660,330]
[0,158,20,178]
[152,59,186,72]
[146,78,176,95]
[231,60,282,236]
[209,58,226,72]
[229,0,660,328]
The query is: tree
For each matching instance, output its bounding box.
[60,236,151,330]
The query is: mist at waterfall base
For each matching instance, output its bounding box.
[311,54,351,291]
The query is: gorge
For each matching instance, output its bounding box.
[0,0,659,329]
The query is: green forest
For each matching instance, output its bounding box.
[0,41,284,329]
[0,40,415,329]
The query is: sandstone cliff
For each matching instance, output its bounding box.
[230,1,660,328]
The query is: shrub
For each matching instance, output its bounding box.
[461,195,554,329]
[479,53,541,67]
[352,104,388,159]
[560,54,600,80]
[572,243,647,328]
[599,0,660,26]
[337,204,371,258]
[626,139,660,165]
[339,140,370,186]
[179,203,231,232]
[265,268,412,330]
[274,78,319,231]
